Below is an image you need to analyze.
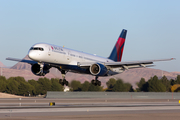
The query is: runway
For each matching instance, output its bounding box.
[0,98,180,120]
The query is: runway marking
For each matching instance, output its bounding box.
[0,106,180,114]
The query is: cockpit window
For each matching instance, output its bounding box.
[30,47,44,51]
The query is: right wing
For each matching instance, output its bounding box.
[6,57,37,65]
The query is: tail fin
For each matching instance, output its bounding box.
[108,29,127,62]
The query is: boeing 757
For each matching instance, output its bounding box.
[6,29,174,86]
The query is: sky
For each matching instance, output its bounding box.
[0,0,179,72]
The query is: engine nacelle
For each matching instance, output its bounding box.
[89,63,108,76]
[31,63,50,76]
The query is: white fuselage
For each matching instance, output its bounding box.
[28,43,114,67]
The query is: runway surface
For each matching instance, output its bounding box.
[0,98,180,120]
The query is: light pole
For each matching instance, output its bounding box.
[0,67,2,76]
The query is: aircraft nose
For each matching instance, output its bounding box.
[28,51,37,60]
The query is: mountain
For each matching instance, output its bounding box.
[5,55,180,88]
[0,61,6,67]
[11,55,31,70]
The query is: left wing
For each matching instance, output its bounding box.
[78,58,175,70]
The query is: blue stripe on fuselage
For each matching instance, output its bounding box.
[49,63,90,74]
[48,63,110,76]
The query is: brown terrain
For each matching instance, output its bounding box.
[0,92,24,98]
[1,55,180,88]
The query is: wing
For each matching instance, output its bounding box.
[78,58,175,70]
[6,57,37,65]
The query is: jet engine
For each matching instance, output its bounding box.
[89,63,108,76]
[31,63,50,76]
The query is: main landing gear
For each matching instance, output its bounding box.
[59,70,69,86]
[91,76,101,86]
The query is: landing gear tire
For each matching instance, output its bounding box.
[59,79,68,86]
[63,79,69,86]
[97,80,101,86]
[91,79,101,86]
[59,79,64,86]
[91,80,95,84]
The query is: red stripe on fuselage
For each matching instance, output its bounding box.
[115,37,125,61]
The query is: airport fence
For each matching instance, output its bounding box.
[46,91,180,99]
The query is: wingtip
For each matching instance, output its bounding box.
[6,57,10,60]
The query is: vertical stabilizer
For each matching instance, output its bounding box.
[108,29,127,62]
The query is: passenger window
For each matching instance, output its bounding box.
[30,47,44,51]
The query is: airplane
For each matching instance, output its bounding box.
[6,29,174,86]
